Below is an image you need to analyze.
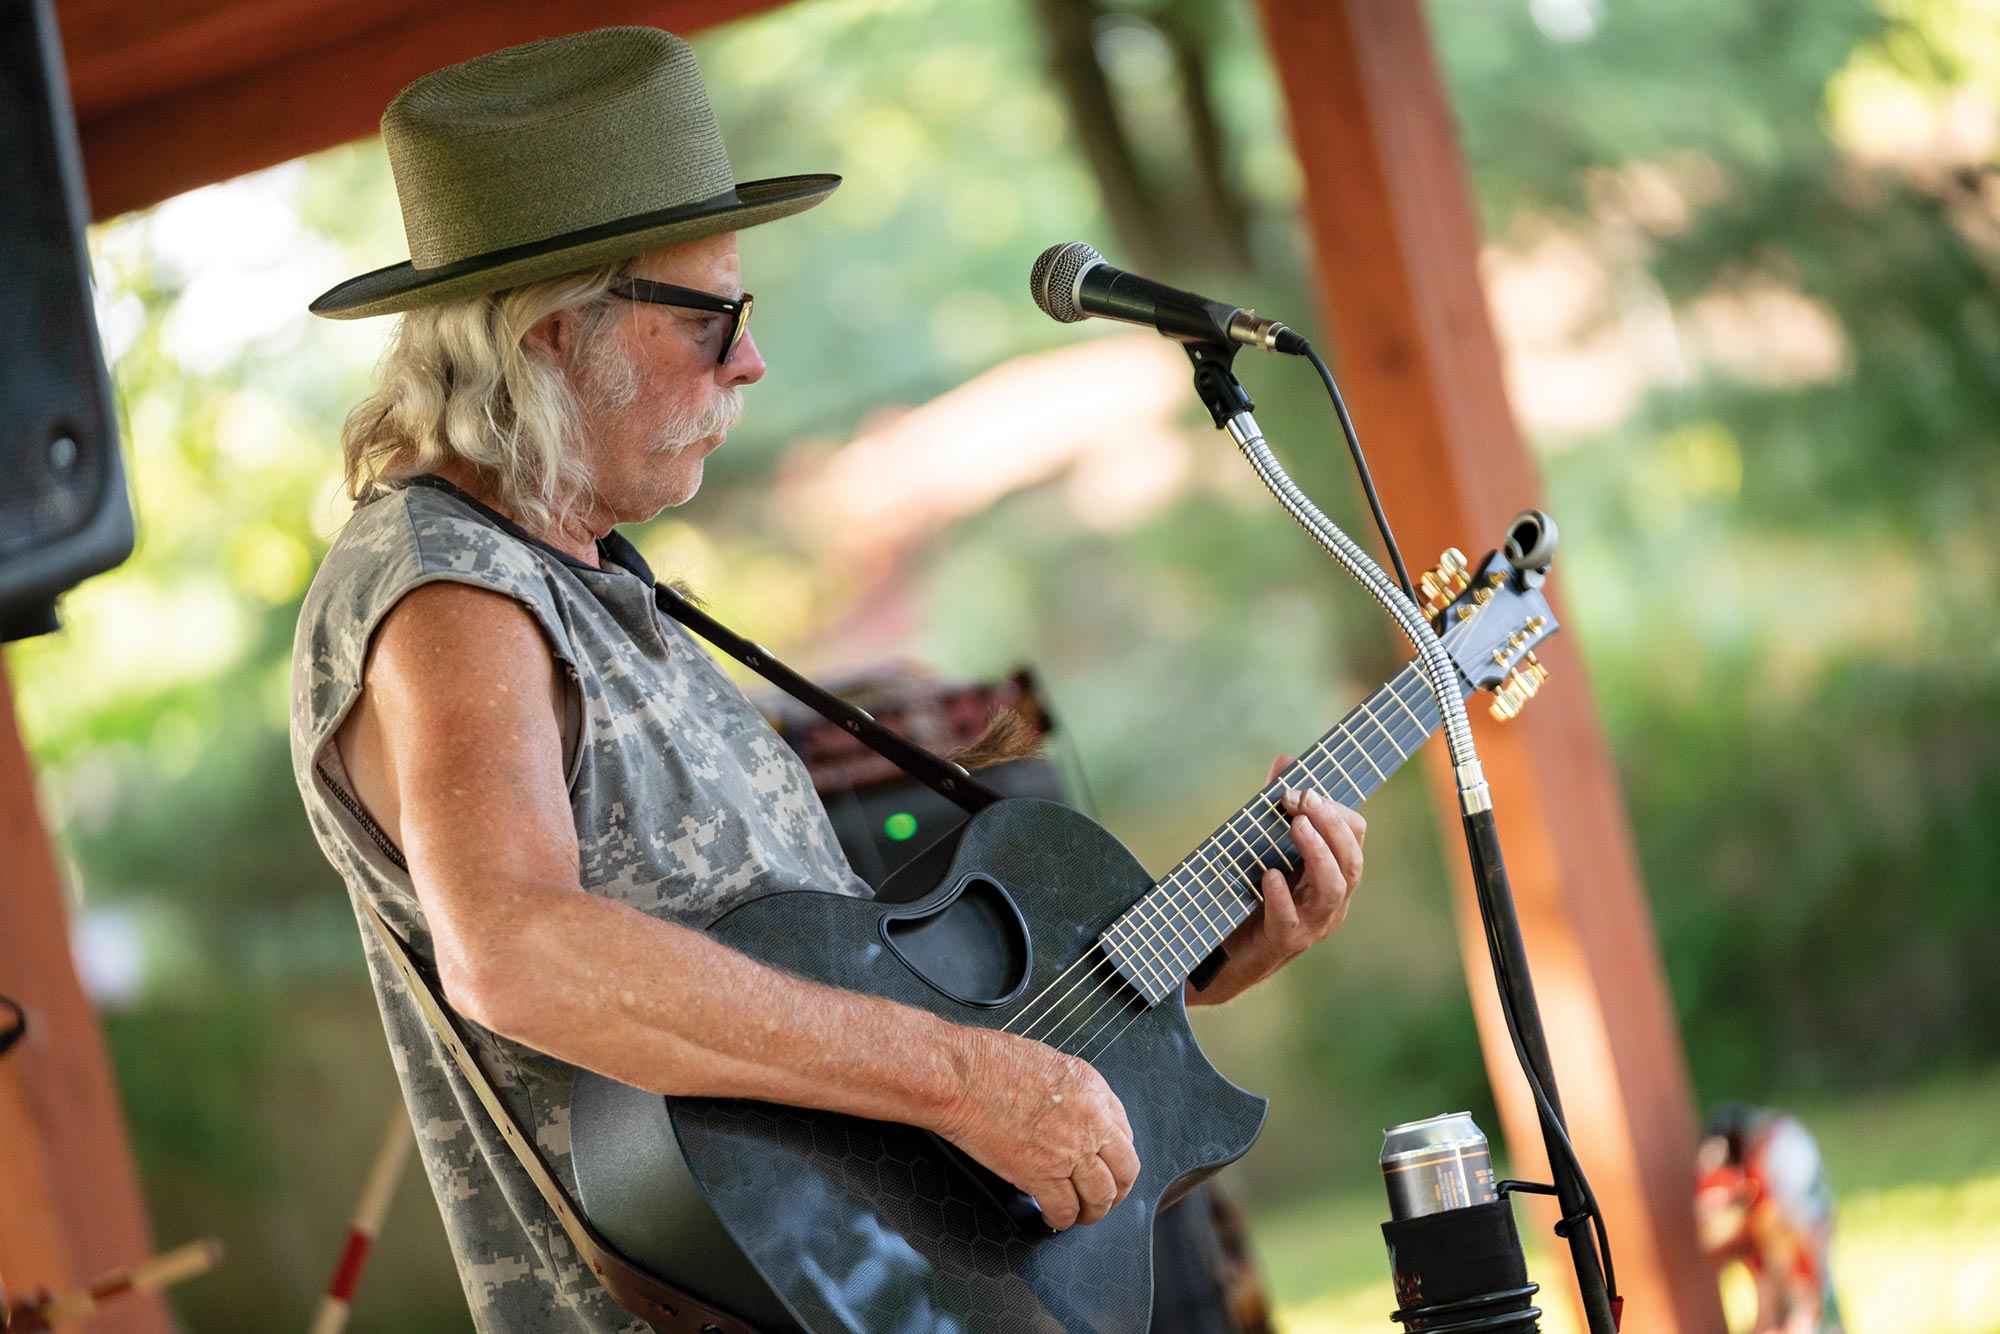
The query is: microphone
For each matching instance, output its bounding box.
[1029,242,1308,354]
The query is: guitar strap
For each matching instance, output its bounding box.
[351,587,1012,1333]
[652,581,1004,814]
[356,890,756,1334]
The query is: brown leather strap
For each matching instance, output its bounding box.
[355,894,759,1334]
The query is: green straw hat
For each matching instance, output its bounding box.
[309,27,838,319]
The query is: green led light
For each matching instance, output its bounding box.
[884,811,919,842]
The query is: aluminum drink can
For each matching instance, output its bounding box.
[1381,1111,1498,1220]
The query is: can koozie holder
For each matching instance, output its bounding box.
[1382,1200,1541,1332]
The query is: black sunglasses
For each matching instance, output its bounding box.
[607,277,754,366]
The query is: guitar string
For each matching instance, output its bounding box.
[1061,694,1438,1062]
[1006,653,1451,1048]
[1027,663,1441,1048]
[1059,666,1443,1057]
[1021,721,1427,1057]
[1010,647,1456,1049]
[1068,692,1439,1062]
[1004,659,1440,1041]
[1010,612,1477,1040]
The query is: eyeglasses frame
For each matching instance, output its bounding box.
[606,276,754,366]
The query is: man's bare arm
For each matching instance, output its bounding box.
[337,580,1138,1228]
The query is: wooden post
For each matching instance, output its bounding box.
[0,659,168,1332]
[1256,3,1725,1330]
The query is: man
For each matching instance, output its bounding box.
[292,27,1367,1332]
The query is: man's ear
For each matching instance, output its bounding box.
[522,309,570,363]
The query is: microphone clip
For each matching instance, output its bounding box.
[1183,341,1256,431]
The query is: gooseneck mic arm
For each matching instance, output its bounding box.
[1027,242,1621,1332]
[1180,342,1488,807]
[1177,339,1623,1334]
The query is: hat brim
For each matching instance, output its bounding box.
[309,173,839,319]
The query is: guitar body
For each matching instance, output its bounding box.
[572,798,1269,1334]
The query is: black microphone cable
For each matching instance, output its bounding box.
[1466,810,1622,1313]
[1291,333,1622,1321]
[1292,340,1419,607]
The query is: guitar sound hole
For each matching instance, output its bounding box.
[882,875,1031,1007]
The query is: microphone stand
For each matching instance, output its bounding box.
[1180,341,1621,1334]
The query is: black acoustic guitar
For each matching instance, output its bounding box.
[572,543,1558,1334]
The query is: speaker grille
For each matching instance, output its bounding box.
[0,0,129,622]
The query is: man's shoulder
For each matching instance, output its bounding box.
[295,486,577,690]
[307,485,565,617]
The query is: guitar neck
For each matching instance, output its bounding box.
[1098,660,1459,1005]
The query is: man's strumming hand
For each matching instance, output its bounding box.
[933,1028,1140,1231]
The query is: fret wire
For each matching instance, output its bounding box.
[1220,798,1294,883]
[1159,859,1253,965]
[1119,631,1482,1004]
[1323,716,1384,780]
[1333,720,1389,783]
[1208,804,1294,891]
[1398,668,1448,723]
[1126,871,1221,986]
[1176,844,1256,940]
[1354,694,1408,761]
[1382,668,1431,733]
[1171,840,1241,903]
[1183,847,1260,928]
[1196,794,1300,903]
[1150,824,1285,984]
[1209,779,1327,886]
[1316,722,1376,786]
[1162,865,1236,944]
[1092,625,1500,1034]
[1280,740,1360,804]
[1173,817,1261,891]
[1376,684,1440,756]
[1297,750,1364,808]
[1140,884,1211,977]
[1156,876,1233,976]
[1206,815,1292,890]
[1225,809,1297,877]
[1346,701,1414,778]
[1300,741,1368,805]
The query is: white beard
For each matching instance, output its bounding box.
[645,382,743,457]
[580,338,743,458]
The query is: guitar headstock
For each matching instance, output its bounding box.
[1426,513,1561,721]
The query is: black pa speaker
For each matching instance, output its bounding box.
[0,0,134,642]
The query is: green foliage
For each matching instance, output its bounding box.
[1435,0,2000,1100]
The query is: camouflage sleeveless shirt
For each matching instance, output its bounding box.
[289,477,870,1331]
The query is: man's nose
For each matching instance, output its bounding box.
[721,330,766,387]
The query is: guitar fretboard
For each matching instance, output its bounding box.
[1099,660,1450,1004]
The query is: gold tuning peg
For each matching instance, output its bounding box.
[1489,652,1551,722]
[1419,548,1471,620]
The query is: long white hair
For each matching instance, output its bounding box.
[338,266,637,532]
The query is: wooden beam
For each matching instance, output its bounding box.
[60,0,795,220]
[1256,2,1725,1330]
[58,0,410,121]
[0,658,168,1332]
